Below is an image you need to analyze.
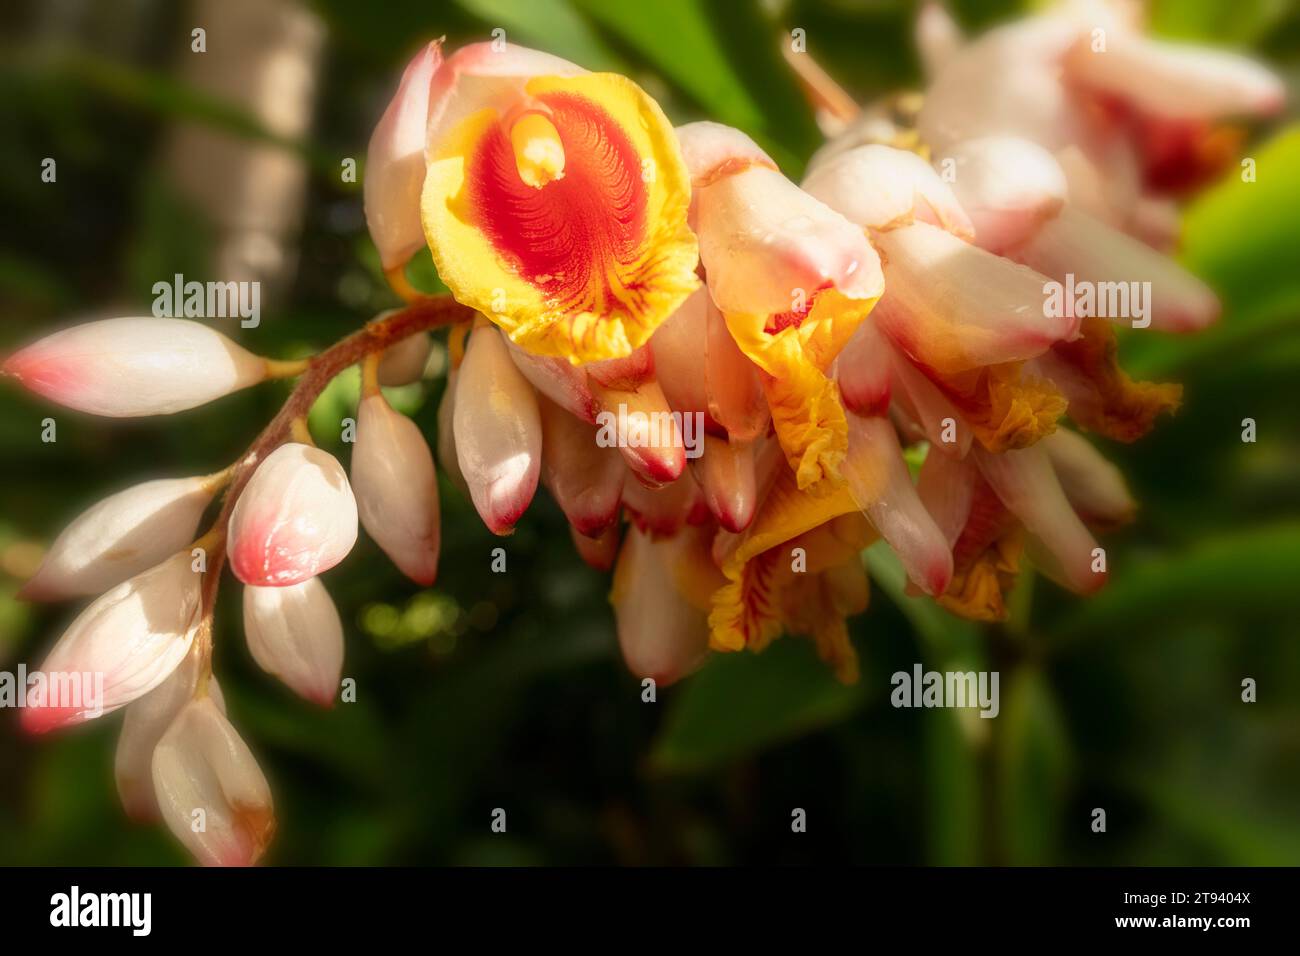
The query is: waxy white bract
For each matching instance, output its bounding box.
[611,526,710,686]
[152,696,275,867]
[453,321,541,535]
[243,578,344,708]
[842,412,952,597]
[364,41,443,272]
[22,552,203,734]
[20,475,217,601]
[2,317,268,417]
[678,122,884,317]
[353,390,441,584]
[227,442,359,587]
[376,330,432,386]
[115,645,225,822]
[538,394,623,538]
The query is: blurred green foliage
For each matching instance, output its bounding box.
[1,0,1298,865]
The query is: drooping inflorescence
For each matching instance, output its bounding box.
[2,2,1283,864]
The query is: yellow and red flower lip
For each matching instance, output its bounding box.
[365,40,586,276]
[414,43,699,366]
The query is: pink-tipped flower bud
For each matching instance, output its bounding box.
[691,435,758,534]
[3,317,269,417]
[22,552,203,734]
[352,390,441,585]
[936,136,1068,255]
[506,337,599,423]
[243,578,344,708]
[842,412,953,598]
[453,320,542,535]
[152,696,275,866]
[570,523,620,572]
[539,394,624,538]
[228,443,359,587]
[20,475,219,601]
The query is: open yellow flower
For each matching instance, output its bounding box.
[413,44,699,364]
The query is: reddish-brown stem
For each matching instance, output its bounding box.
[197,293,473,618]
[781,43,862,126]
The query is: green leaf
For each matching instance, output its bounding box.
[1131,774,1300,866]
[1055,522,1300,641]
[651,637,866,774]
[570,0,818,169]
[1148,0,1291,45]
[867,542,987,864]
[922,705,982,865]
[453,0,625,71]
[996,668,1071,865]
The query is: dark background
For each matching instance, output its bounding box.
[1,0,1298,865]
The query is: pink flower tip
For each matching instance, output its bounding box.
[481,479,533,536]
[634,448,687,484]
[571,514,616,538]
[0,347,61,396]
[229,542,314,588]
[20,701,84,735]
[924,561,953,599]
[716,510,747,535]
[1082,567,1109,595]
[308,688,337,709]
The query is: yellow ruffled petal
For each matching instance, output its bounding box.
[724,288,879,492]
[936,477,1023,622]
[708,461,874,660]
[938,530,1023,622]
[1049,318,1183,442]
[422,72,699,365]
[936,361,1067,454]
[778,561,869,683]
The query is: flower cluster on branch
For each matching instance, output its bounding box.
[2,2,1282,864]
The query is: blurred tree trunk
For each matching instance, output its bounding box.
[162,0,324,311]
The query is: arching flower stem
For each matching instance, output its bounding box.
[194,294,473,635]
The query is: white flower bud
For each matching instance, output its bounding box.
[453,321,541,535]
[364,42,442,273]
[20,475,218,601]
[3,318,268,417]
[227,443,358,587]
[22,552,203,734]
[353,391,440,584]
[243,578,344,707]
[115,645,225,822]
[152,697,275,866]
